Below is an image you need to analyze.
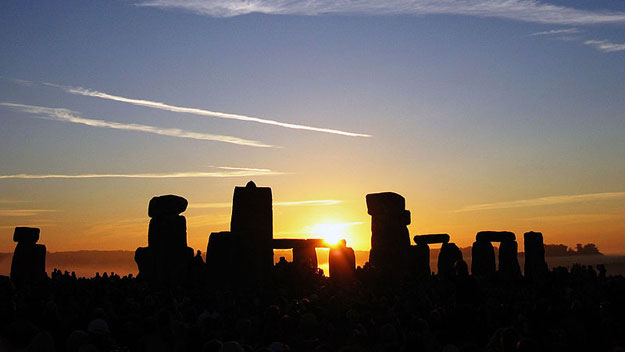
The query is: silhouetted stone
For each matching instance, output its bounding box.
[498,239,521,279]
[366,192,411,272]
[10,227,46,286]
[13,227,40,244]
[148,195,188,218]
[329,240,355,282]
[293,247,318,270]
[230,181,273,279]
[413,234,450,245]
[438,242,463,278]
[148,215,187,248]
[524,231,549,282]
[476,231,515,243]
[366,192,406,215]
[205,231,234,279]
[135,195,194,286]
[410,243,430,277]
[471,240,496,277]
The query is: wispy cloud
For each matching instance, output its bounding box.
[190,199,342,209]
[0,209,57,217]
[0,169,283,180]
[521,212,625,225]
[0,223,57,229]
[0,199,29,204]
[530,28,580,36]
[1,102,274,148]
[275,200,343,206]
[455,191,625,212]
[137,0,625,25]
[49,84,371,138]
[584,39,625,52]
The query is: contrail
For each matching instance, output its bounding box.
[454,191,625,212]
[1,102,274,148]
[0,209,57,216]
[54,85,371,137]
[190,199,342,208]
[138,0,625,25]
[0,170,283,179]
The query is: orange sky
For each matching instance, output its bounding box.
[1,178,624,254]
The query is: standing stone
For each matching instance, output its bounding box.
[366,192,411,272]
[329,240,355,282]
[231,181,273,279]
[438,242,463,278]
[10,227,46,286]
[409,243,430,277]
[135,195,194,286]
[205,231,235,280]
[205,181,274,283]
[524,231,549,282]
[499,239,521,279]
[471,240,496,277]
[293,247,318,270]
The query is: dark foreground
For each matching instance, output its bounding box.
[2,263,625,352]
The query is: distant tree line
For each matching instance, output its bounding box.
[544,243,603,257]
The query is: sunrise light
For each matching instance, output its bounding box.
[309,222,361,247]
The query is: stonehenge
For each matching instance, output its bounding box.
[411,234,463,278]
[10,227,46,286]
[471,231,521,278]
[123,185,552,286]
[135,194,194,286]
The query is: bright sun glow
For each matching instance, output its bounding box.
[309,222,361,246]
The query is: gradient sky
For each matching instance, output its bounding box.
[1,0,624,253]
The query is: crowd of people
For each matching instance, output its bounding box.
[1,260,625,352]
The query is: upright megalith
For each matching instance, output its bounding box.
[293,247,318,270]
[524,231,549,282]
[135,195,194,286]
[231,181,273,275]
[498,239,521,278]
[205,181,274,283]
[471,231,520,279]
[366,192,411,272]
[329,240,356,282]
[438,242,464,278]
[471,240,496,277]
[10,227,46,286]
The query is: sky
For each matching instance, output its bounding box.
[1,0,624,254]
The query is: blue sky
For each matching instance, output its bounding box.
[1,0,624,252]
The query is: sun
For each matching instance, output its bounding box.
[309,223,355,246]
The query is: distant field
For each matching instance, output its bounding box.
[1,251,624,278]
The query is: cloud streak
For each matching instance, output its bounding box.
[455,191,625,212]
[137,0,625,25]
[530,28,580,36]
[54,85,371,138]
[0,170,283,180]
[584,39,625,52]
[190,199,342,209]
[1,102,273,148]
[0,209,57,217]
